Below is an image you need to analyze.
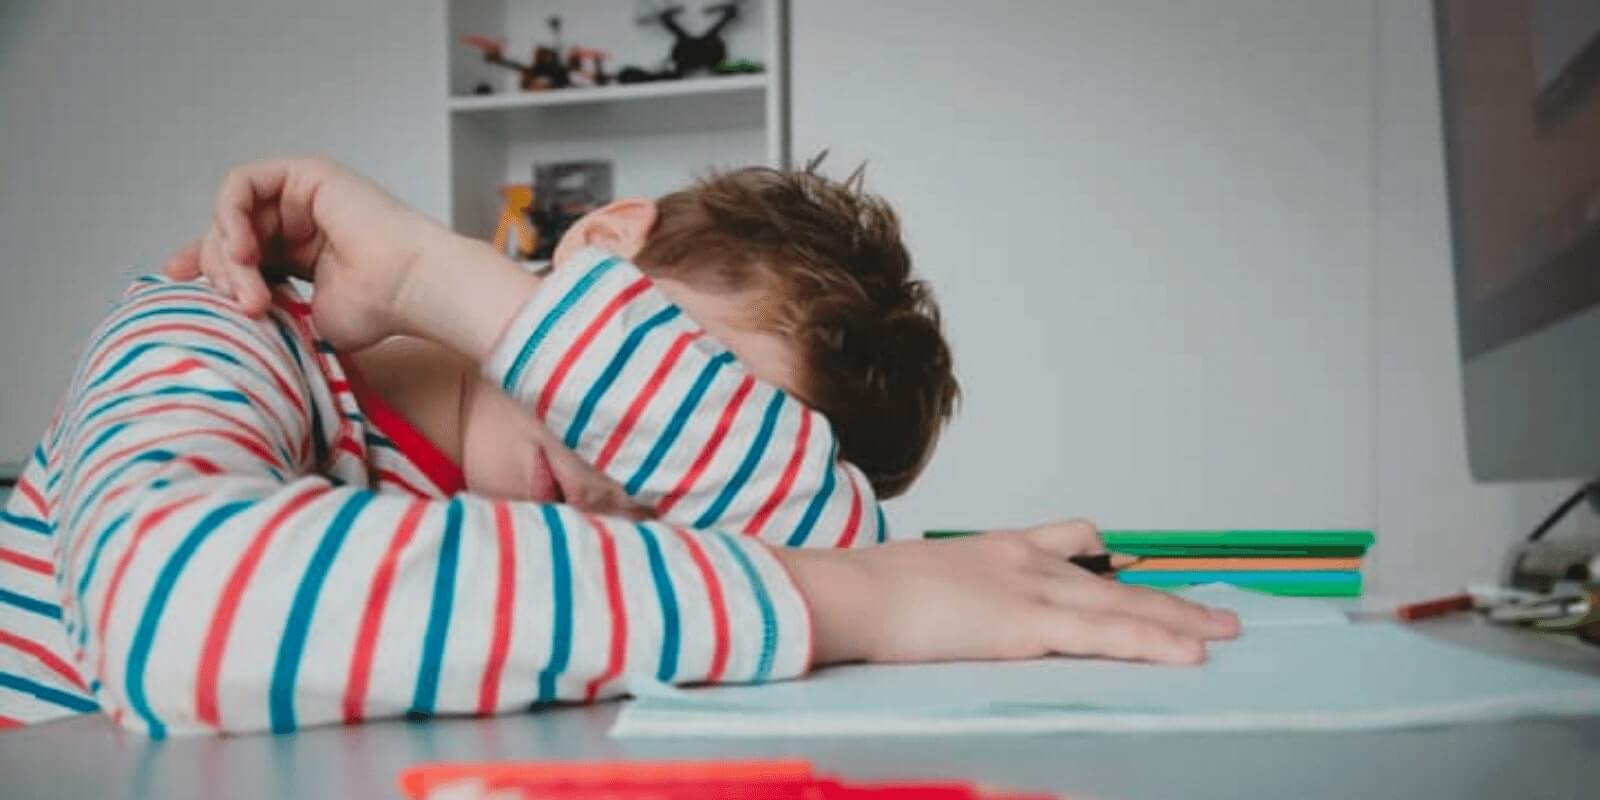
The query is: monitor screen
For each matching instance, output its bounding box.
[1437,0,1600,358]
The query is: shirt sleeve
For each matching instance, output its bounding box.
[49,279,810,737]
[484,248,889,549]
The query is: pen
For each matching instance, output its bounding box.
[922,530,1127,575]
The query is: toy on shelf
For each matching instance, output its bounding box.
[492,184,539,261]
[530,161,613,261]
[461,16,609,93]
[621,0,762,83]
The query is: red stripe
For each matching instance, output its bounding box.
[375,469,434,499]
[87,400,283,468]
[75,321,303,449]
[86,321,305,414]
[194,485,326,728]
[335,436,364,458]
[673,528,730,681]
[656,376,756,517]
[0,547,52,576]
[71,428,281,508]
[109,286,301,368]
[65,483,137,571]
[595,331,703,471]
[742,412,813,536]
[582,516,629,703]
[76,358,206,415]
[0,630,87,690]
[477,503,517,715]
[12,478,48,516]
[0,714,21,729]
[343,498,429,723]
[64,454,221,587]
[835,469,865,548]
[94,494,206,684]
[534,278,654,419]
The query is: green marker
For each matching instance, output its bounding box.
[924,529,1375,558]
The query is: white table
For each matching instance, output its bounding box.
[3,616,1598,799]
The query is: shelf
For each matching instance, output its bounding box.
[449,74,768,114]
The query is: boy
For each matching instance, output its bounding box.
[0,157,1235,736]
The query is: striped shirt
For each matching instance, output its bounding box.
[0,248,884,736]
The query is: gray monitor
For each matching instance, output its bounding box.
[1435,0,1600,482]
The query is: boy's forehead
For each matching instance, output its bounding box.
[653,276,806,402]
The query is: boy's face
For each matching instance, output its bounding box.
[458,201,803,514]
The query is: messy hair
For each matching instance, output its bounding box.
[636,154,960,498]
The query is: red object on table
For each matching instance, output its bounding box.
[398,760,1058,800]
[1395,593,1474,621]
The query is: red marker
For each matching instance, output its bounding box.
[1396,593,1473,622]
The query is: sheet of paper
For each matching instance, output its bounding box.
[1174,583,1350,628]
[613,621,1600,737]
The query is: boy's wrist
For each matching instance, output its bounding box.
[773,548,875,666]
[395,229,543,363]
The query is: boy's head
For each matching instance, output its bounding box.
[552,159,960,498]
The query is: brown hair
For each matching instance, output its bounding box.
[636,155,959,498]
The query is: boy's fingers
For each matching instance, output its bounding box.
[201,230,231,294]
[1050,578,1238,640]
[1023,519,1103,558]
[214,161,292,265]
[163,238,203,280]
[1039,607,1206,665]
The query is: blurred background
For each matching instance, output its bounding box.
[1,0,1590,593]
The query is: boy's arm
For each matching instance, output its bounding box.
[169,157,887,549]
[51,282,810,736]
[464,246,887,548]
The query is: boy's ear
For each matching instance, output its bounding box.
[551,199,658,267]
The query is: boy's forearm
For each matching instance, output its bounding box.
[398,228,544,363]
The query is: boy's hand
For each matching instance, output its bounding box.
[164,157,447,351]
[779,520,1240,667]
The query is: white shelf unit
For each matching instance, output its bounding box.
[444,0,789,243]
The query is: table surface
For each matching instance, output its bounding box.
[3,615,1599,800]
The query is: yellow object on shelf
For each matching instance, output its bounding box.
[492,184,538,260]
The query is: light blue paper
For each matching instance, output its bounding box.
[614,621,1600,737]
[1175,583,1350,628]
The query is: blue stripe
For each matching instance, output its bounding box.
[124,500,252,738]
[0,510,51,537]
[63,450,175,535]
[713,533,779,682]
[32,445,47,469]
[410,499,463,716]
[85,342,243,391]
[74,421,132,470]
[501,256,619,392]
[534,505,573,704]
[785,441,837,547]
[269,315,307,372]
[634,523,681,682]
[693,390,786,528]
[625,352,734,495]
[0,587,61,620]
[87,302,264,364]
[270,492,373,734]
[564,305,681,449]
[0,671,98,714]
[80,385,251,428]
[875,505,888,543]
[316,341,337,354]
[74,513,132,648]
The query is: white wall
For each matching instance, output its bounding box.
[0,0,449,459]
[3,0,1589,583]
[792,0,1377,534]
